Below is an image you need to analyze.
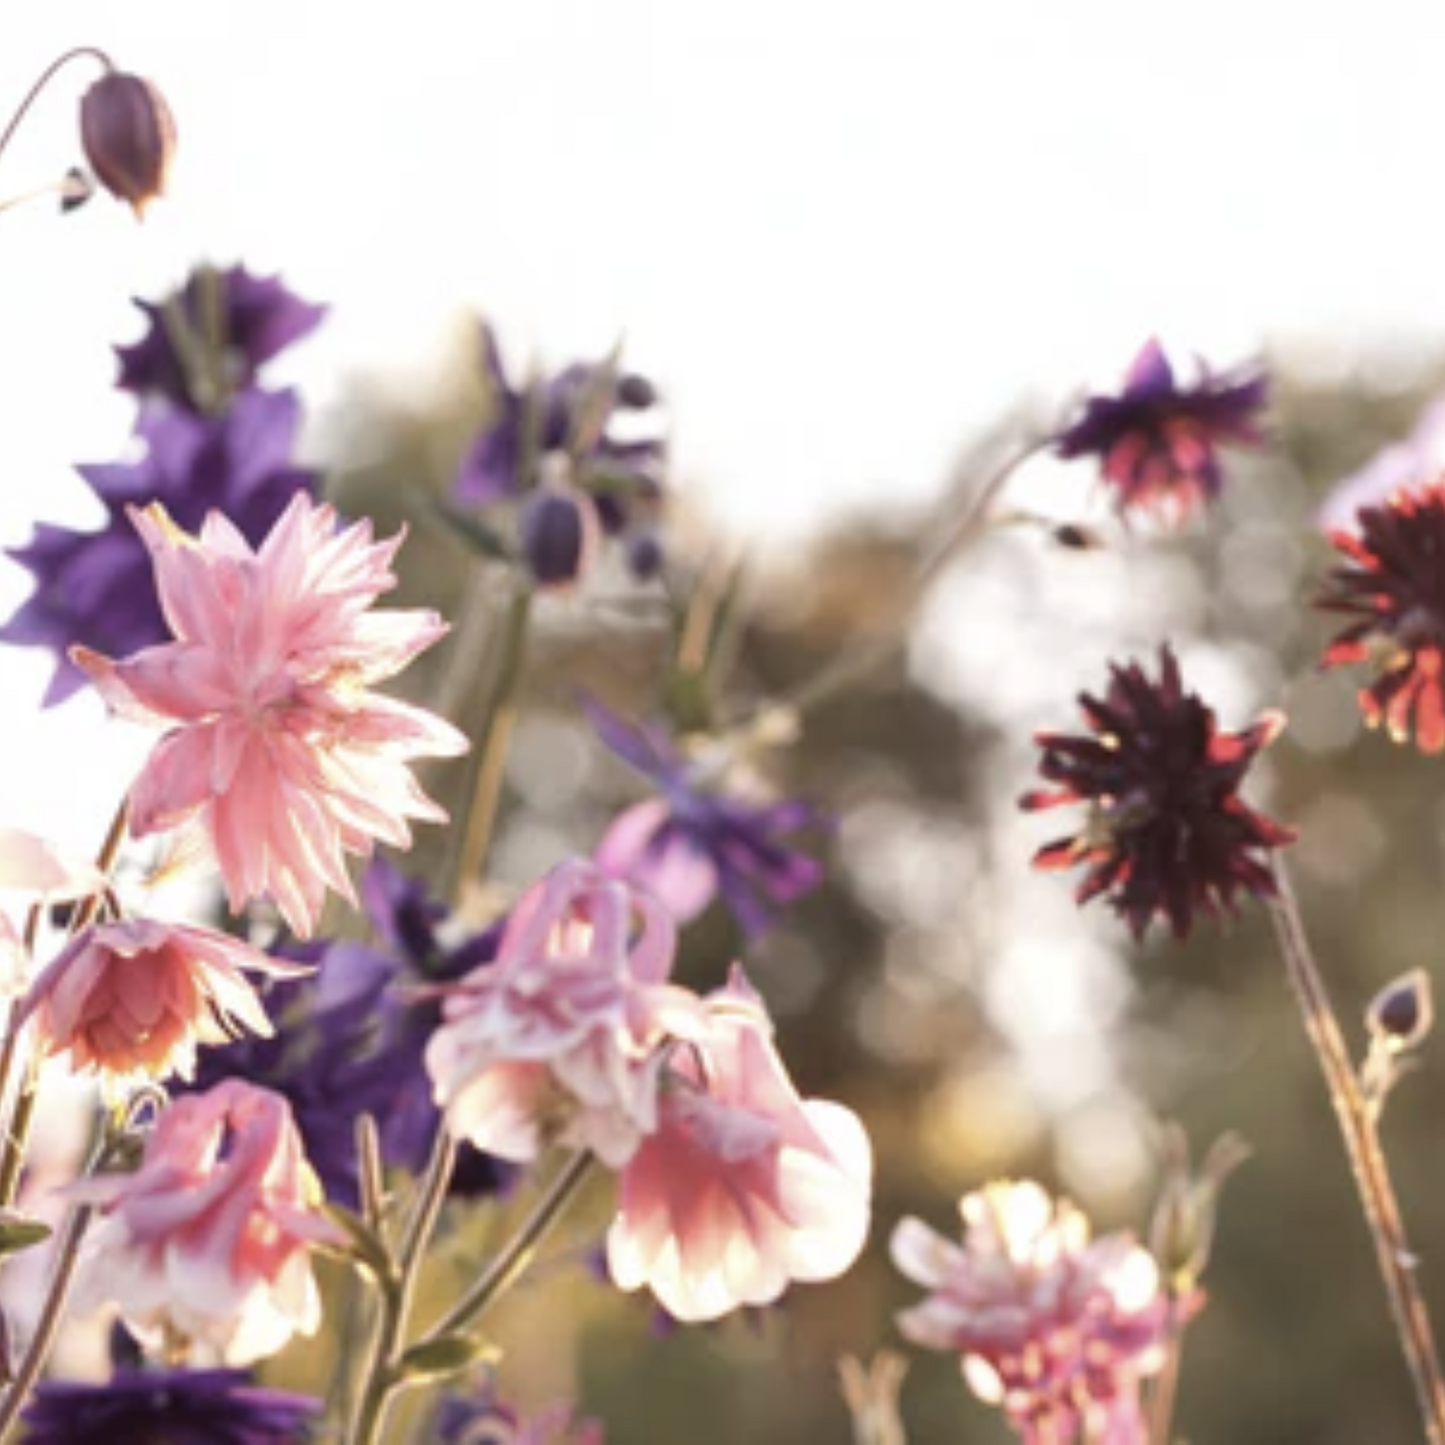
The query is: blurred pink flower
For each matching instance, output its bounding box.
[1316,394,1445,532]
[0,826,104,901]
[20,917,303,1089]
[73,494,467,938]
[426,860,702,1168]
[606,966,872,1323]
[66,1079,340,1365]
[890,1179,1174,1444]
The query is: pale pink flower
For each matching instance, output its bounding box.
[66,1079,340,1365]
[606,966,872,1323]
[20,917,304,1089]
[426,860,702,1168]
[890,1179,1174,1444]
[0,825,104,901]
[1317,393,1445,532]
[73,494,468,937]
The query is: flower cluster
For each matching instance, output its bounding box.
[891,1180,1177,1443]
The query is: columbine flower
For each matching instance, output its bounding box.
[79,69,176,217]
[1019,646,1293,940]
[190,859,512,1208]
[890,1179,1174,1444]
[1054,338,1267,522]
[66,1080,341,1365]
[72,493,468,937]
[115,263,327,412]
[0,824,104,900]
[2,390,317,705]
[606,966,872,1323]
[20,1366,321,1444]
[20,917,302,1090]
[426,860,702,1168]
[589,700,826,939]
[454,323,665,580]
[1315,480,1445,753]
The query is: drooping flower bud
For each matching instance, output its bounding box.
[79,69,175,217]
[1367,968,1434,1053]
[519,485,599,591]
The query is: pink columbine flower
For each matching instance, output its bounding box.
[426,859,703,1168]
[890,1179,1174,1444]
[0,825,105,901]
[606,966,872,1323]
[72,494,468,938]
[20,917,304,1090]
[66,1079,341,1365]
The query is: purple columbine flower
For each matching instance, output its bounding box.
[588,700,826,940]
[187,857,510,1208]
[114,262,327,412]
[20,1367,320,1444]
[437,1388,604,1445]
[454,323,665,581]
[1,389,316,704]
[1055,338,1268,523]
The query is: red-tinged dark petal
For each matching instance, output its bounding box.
[79,71,175,217]
[1020,645,1291,941]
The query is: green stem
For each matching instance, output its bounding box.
[346,1127,457,1445]
[1267,859,1445,1444]
[1145,1300,1185,1444]
[443,583,533,906]
[424,1149,593,1340]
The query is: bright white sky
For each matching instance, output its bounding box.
[3,0,1444,853]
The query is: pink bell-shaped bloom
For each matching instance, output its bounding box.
[426,859,702,1168]
[606,966,872,1322]
[72,494,468,938]
[65,1079,341,1364]
[890,1179,1175,1443]
[20,917,304,1089]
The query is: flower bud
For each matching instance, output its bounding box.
[519,485,599,591]
[1367,968,1433,1052]
[79,70,176,217]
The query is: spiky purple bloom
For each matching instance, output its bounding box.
[1,390,316,704]
[115,263,326,411]
[588,700,826,940]
[1055,339,1268,522]
[19,1367,320,1444]
[187,858,510,1207]
[454,323,664,579]
[1316,480,1445,753]
[1020,647,1294,940]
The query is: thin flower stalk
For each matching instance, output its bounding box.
[1267,858,1445,1444]
[0,47,111,174]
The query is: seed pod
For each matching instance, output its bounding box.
[79,70,176,217]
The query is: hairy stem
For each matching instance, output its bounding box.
[1267,859,1445,1444]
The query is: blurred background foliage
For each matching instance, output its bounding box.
[304,327,1445,1443]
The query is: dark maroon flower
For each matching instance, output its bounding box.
[1315,480,1445,753]
[115,263,327,412]
[1020,647,1293,940]
[1055,339,1268,521]
[520,485,600,590]
[79,69,175,217]
[21,1366,319,1443]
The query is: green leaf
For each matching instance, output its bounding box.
[0,1215,49,1259]
[425,498,514,561]
[397,1333,500,1381]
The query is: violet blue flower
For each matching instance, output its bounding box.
[115,263,327,411]
[189,858,510,1208]
[1,390,316,704]
[454,323,665,580]
[588,700,827,940]
[20,1367,320,1444]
